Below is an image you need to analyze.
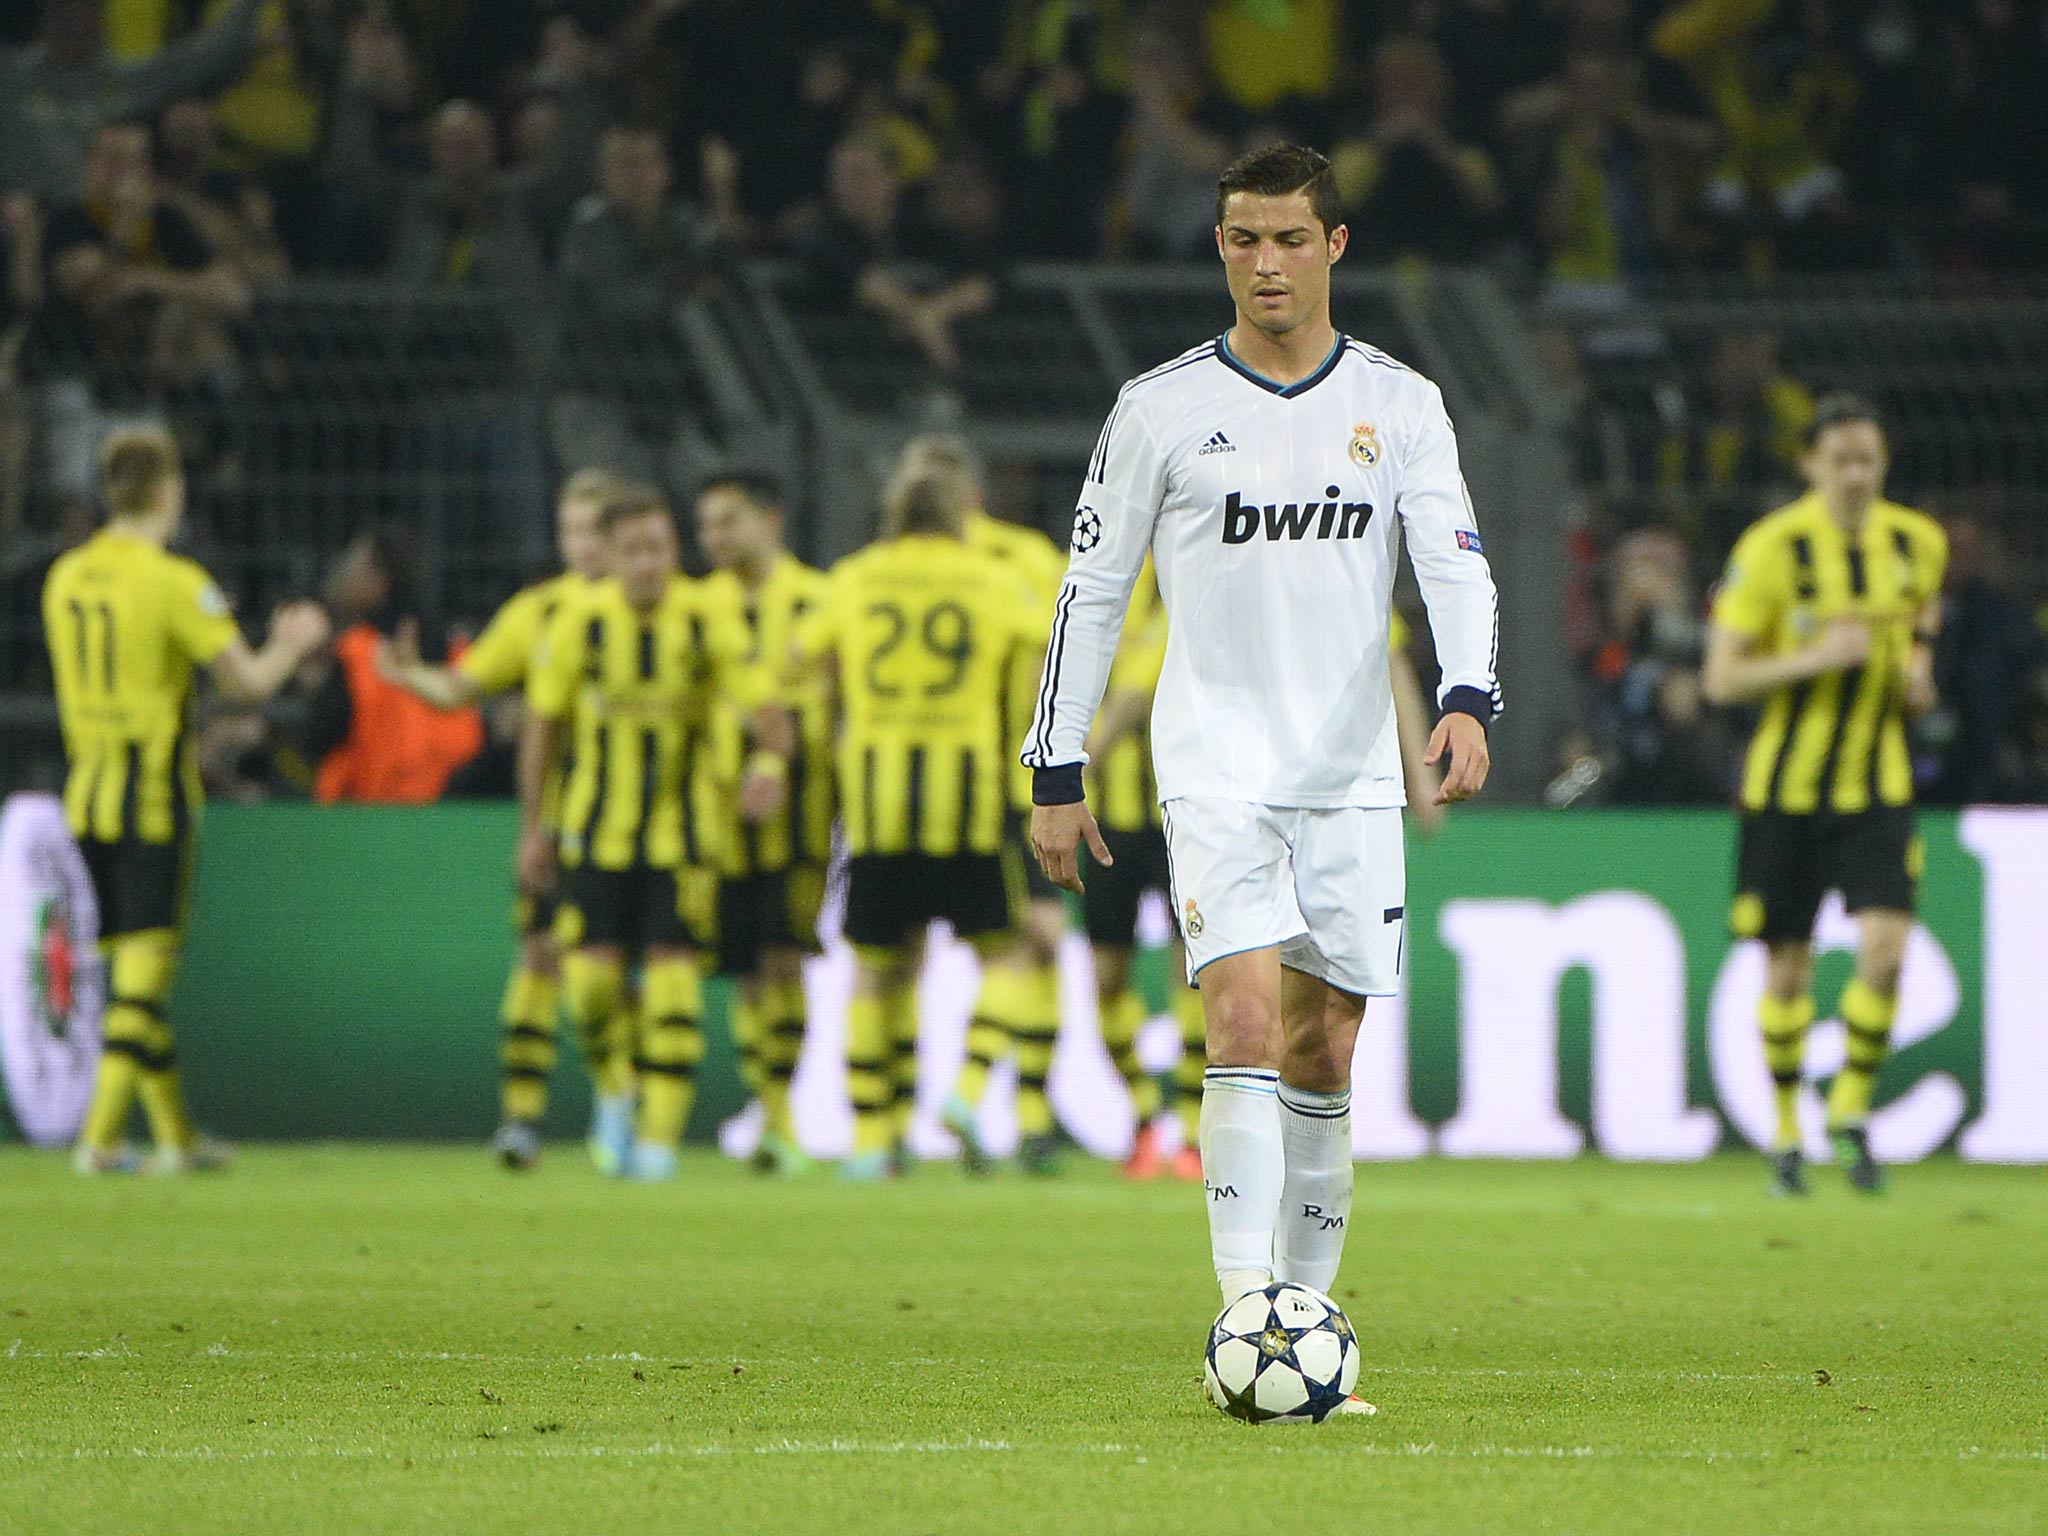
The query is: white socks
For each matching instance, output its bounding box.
[1276,1082,1354,1294]
[1200,1067,1283,1302]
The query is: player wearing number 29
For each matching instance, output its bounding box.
[43,426,331,1174]
[1024,146,1501,1337]
[797,464,1046,1178]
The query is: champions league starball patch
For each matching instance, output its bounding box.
[1072,506,1103,554]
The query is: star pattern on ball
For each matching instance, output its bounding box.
[1071,507,1103,554]
[1205,1283,1360,1424]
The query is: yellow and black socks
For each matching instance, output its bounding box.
[732,991,768,1102]
[82,932,189,1154]
[953,970,1014,1112]
[883,978,921,1141]
[1828,978,1897,1129]
[1173,982,1207,1145]
[846,982,896,1156]
[1100,988,1161,1122]
[635,957,705,1148]
[1759,992,1814,1151]
[563,952,627,1097]
[760,978,807,1141]
[1009,963,1061,1139]
[498,965,561,1124]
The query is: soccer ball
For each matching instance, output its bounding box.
[1203,1281,1360,1423]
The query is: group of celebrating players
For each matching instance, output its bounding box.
[385,438,1229,1184]
[44,419,1347,1184]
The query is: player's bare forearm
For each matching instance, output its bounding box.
[1425,713,1490,805]
[516,713,559,835]
[378,656,478,712]
[212,601,330,703]
[1702,620,1869,705]
[515,715,560,891]
[1030,797,1112,895]
[1903,641,1939,716]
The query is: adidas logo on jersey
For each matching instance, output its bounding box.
[1197,432,1236,456]
[1222,488,1375,545]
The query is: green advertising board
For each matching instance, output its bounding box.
[11,804,2040,1161]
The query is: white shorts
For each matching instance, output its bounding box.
[1161,798,1406,997]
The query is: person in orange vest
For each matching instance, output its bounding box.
[304,524,482,804]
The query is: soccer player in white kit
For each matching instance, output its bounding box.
[1024,146,1500,1337]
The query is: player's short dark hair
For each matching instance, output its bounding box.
[599,481,673,534]
[98,425,180,517]
[1806,393,1885,447]
[696,470,786,515]
[1215,144,1341,236]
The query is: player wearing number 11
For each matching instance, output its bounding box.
[43,426,331,1174]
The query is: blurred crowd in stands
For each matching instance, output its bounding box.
[3,0,2047,808]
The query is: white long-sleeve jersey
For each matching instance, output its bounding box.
[1022,333,1501,809]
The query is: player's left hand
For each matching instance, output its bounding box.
[1031,800,1111,895]
[1426,714,1490,805]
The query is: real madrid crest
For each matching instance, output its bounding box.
[1348,422,1378,468]
[1183,898,1205,938]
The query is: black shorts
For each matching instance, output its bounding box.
[715,866,827,977]
[1732,806,1921,945]
[80,833,193,940]
[1082,825,1173,946]
[844,853,1010,950]
[557,862,709,953]
[1005,810,1063,904]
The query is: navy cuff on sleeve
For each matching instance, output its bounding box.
[1031,763,1086,805]
[1440,686,1495,729]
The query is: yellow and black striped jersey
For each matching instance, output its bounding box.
[458,571,593,694]
[799,534,1045,858]
[966,510,1065,815]
[702,554,836,875]
[1088,558,1167,834]
[43,529,241,844]
[459,570,592,829]
[527,576,760,872]
[1713,493,1947,815]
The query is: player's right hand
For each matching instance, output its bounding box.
[1030,800,1111,895]
[1810,617,1872,671]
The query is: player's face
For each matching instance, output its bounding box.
[610,509,679,609]
[1804,420,1888,513]
[556,492,607,580]
[694,486,776,572]
[1216,192,1348,337]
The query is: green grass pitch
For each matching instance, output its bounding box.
[2,1148,2043,1535]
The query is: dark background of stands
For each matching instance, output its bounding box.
[3,0,2045,807]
